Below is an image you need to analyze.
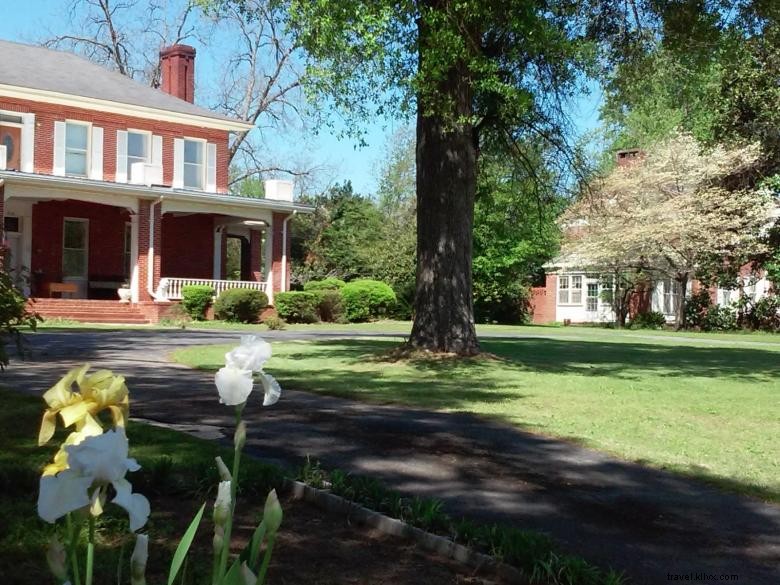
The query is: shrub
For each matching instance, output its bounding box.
[303,277,346,292]
[275,291,319,323]
[0,262,38,369]
[213,288,268,323]
[701,304,738,332]
[629,311,666,329]
[683,290,712,329]
[341,279,397,322]
[160,303,192,328]
[312,289,345,322]
[181,285,214,320]
[738,294,780,332]
[263,314,287,330]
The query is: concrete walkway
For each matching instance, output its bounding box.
[4,329,779,584]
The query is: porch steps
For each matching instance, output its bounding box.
[28,299,151,325]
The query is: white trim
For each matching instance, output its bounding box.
[20,113,35,173]
[280,211,296,292]
[182,137,207,190]
[63,119,92,178]
[130,214,139,303]
[213,226,223,279]
[115,130,128,183]
[205,142,217,193]
[0,83,253,132]
[53,121,66,176]
[89,126,103,181]
[172,138,184,189]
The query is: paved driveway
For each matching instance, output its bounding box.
[3,329,779,584]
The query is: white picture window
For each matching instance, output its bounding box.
[586,283,599,312]
[558,275,569,304]
[558,274,584,305]
[126,131,150,178]
[65,122,90,177]
[662,279,680,315]
[571,275,583,304]
[183,139,204,189]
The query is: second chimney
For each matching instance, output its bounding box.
[159,44,196,103]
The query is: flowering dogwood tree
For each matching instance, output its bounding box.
[562,132,776,327]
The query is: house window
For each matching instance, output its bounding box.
[558,275,569,304]
[123,222,132,279]
[126,131,150,179]
[63,219,88,278]
[571,275,583,304]
[65,122,90,177]
[586,283,599,312]
[558,274,584,305]
[183,139,205,189]
[662,279,680,315]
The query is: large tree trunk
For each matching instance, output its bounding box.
[675,273,689,330]
[408,6,479,355]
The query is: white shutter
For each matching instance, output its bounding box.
[20,113,35,173]
[206,142,217,192]
[89,126,103,180]
[115,130,128,183]
[152,135,163,169]
[173,138,184,188]
[53,121,66,176]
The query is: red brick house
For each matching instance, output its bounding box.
[0,40,311,323]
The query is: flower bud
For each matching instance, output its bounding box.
[263,489,283,535]
[240,561,258,585]
[215,456,232,481]
[213,480,232,527]
[130,533,148,585]
[234,420,247,451]
[46,536,68,581]
[212,526,224,556]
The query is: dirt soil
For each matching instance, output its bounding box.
[143,494,512,585]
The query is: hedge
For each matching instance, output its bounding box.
[213,288,268,323]
[341,279,396,322]
[303,278,346,292]
[181,285,214,321]
[275,291,319,323]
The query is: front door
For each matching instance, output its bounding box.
[62,218,89,298]
[0,125,21,170]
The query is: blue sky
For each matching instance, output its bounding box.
[0,1,603,194]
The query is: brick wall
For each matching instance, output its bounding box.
[0,96,230,193]
[30,200,130,295]
[160,213,215,279]
[530,274,557,324]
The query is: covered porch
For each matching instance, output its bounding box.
[1,171,307,319]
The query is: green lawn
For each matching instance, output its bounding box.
[173,332,780,502]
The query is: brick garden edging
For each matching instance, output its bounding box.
[282,478,526,584]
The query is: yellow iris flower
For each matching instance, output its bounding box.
[38,365,130,475]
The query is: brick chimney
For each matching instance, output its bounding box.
[615,148,643,167]
[159,44,196,103]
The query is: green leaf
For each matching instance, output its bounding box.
[247,520,267,570]
[167,503,206,585]
[221,559,243,585]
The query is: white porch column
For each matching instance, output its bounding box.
[264,225,274,305]
[213,226,224,279]
[130,213,140,303]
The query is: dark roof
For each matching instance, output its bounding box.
[0,39,244,127]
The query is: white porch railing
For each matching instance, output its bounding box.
[156,277,268,301]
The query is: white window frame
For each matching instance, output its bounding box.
[64,120,91,177]
[661,279,680,316]
[62,217,89,279]
[126,129,152,179]
[586,282,599,312]
[182,137,206,190]
[558,273,584,306]
[123,221,133,279]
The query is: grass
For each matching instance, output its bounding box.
[173,331,780,502]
